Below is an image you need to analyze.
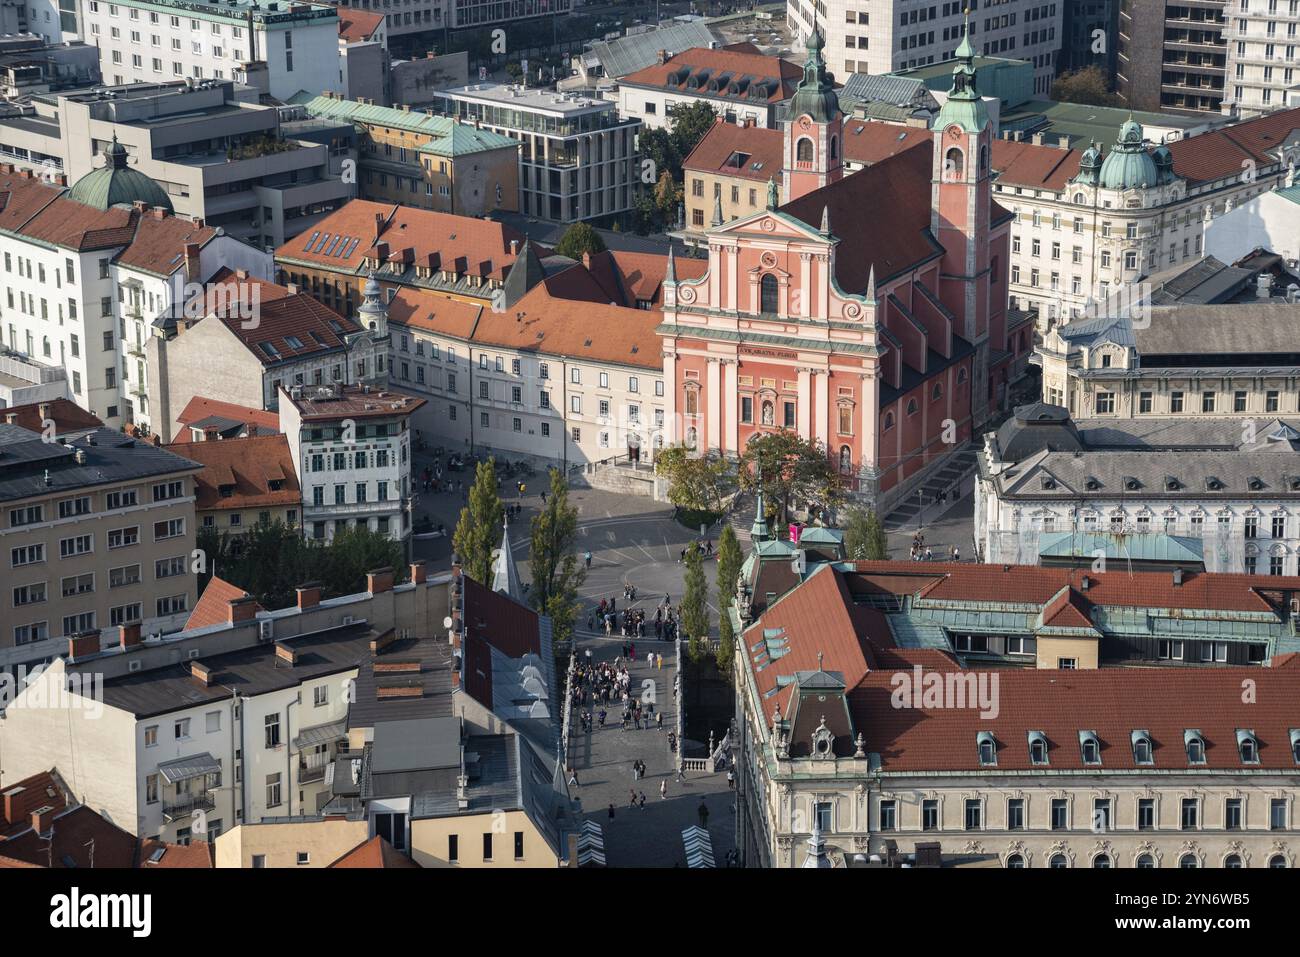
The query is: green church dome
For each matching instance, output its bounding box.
[1097,118,1158,190]
[68,136,174,214]
[787,26,840,124]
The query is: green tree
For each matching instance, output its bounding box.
[653,169,680,225]
[843,507,889,560]
[553,221,607,260]
[713,523,743,681]
[529,468,585,645]
[318,525,405,598]
[1050,66,1123,107]
[639,126,681,184]
[453,457,505,584]
[681,541,710,663]
[740,430,845,528]
[654,444,731,514]
[667,101,717,174]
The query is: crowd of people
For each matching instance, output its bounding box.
[588,593,681,641]
[910,531,960,562]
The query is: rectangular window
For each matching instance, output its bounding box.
[922,800,938,830]
[1137,799,1154,830]
[964,799,982,830]
[1007,799,1024,830]
[880,800,897,831]
[1181,798,1198,830]
[1051,799,1067,830]
[265,712,281,748]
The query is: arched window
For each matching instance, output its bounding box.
[1005,853,1026,868]
[883,411,895,431]
[906,398,918,416]
[931,383,943,401]
[1073,191,1086,204]
[760,273,779,314]
[980,144,988,171]
[796,137,814,162]
[1269,854,1288,868]
[957,367,968,384]
[1092,854,1112,868]
[1224,854,1243,869]
[1049,854,1069,869]
[839,445,852,474]
[945,146,964,180]
[1136,854,1155,869]
[1179,854,1199,869]
[830,135,838,161]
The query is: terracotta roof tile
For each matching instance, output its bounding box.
[167,434,301,511]
[337,6,384,42]
[841,120,932,166]
[174,396,280,438]
[113,208,217,275]
[0,398,102,435]
[621,48,802,104]
[386,286,483,339]
[276,200,525,282]
[329,835,420,868]
[0,806,138,868]
[186,576,264,631]
[137,838,214,868]
[1167,107,1300,184]
[990,138,1082,190]
[0,771,66,838]
[209,281,360,367]
[683,120,784,181]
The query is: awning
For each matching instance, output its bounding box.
[293,719,347,751]
[157,752,221,784]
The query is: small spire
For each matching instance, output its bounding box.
[817,651,824,672]
[820,204,831,235]
[865,264,876,301]
[665,244,676,283]
[492,518,524,602]
[750,465,770,543]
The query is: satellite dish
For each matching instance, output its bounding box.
[442,616,453,629]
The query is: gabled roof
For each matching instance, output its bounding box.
[841,120,932,166]
[174,396,281,439]
[990,137,1082,190]
[186,576,264,631]
[1166,107,1300,185]
[621,47,801,104]
[683,119,783,180]
[0,770,66,839]
[336,6,384,43]
[0,398,101,436]
[207,277,360,367]
[167,434,301,511]
[328,835,420,868]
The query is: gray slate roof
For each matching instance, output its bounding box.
[586,22,718,78]
[0,426,200,504]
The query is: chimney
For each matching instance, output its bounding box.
[30,806,56,836]
[119,622,142,649]
[1173,567,1184,586]
[1080,575,1090,591]
[1031,132,1044,146]
[296,582,322,611]
[1256,273,1272,299]
[367,567,395,595]
[236,268,248,281]
[184,242,201,282]
[275,642,298,666]
[286,282,298,295]
[37,401,51,423]
[245,421,259,437]
[4,412,16,424]
[67,631,99,660]
[374,212,386,241]
[190,660,214,685]
[509,239,519,255]
[410,560,427,585]
[227,595,258,624]
[1059,135,1070,150]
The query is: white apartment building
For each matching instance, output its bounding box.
[788,0,1064,96]
[435,82,640,223]
[81,0,338,102]
[0,168,270,431]
[280,381,423,544]
[1223,0,1300,113]
[1205,176,1300,262]
[0,564,448,841]
[993,109,1300,328]
[974,404,1300,573]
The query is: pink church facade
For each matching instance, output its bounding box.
[658,29,1026,510]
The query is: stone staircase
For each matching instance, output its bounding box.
[882,445,979,530]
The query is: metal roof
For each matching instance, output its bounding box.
[157,752,221,784]
[292,719,348,751]
[586,22,718,79]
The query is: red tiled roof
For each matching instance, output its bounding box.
[19,196,140,251]
[210,280,360,367]
[276,200,525,282]
[781,141,943,288]
[603,249,707,307]
[479,282,664,369]
[990,138,1082,189]
[841,120,932,166]
[113,207,218,275]
[683,120,783,181]
[0,806,138,868]
[1040,585,1094,629]
[0,398,102,435]
[174,395,281,438]
[137,838,214,868]
[337,6,384,42]
[186,576,264,631]
[167,434,301,511]
[621,47,802,104]
[852,657,1300,772]
[1167,107,1300,184]
[0,771,66,839]
[329,835,420,868]
[285,384,425,423]
[386,286,483,339]
[847,561,1292,613]
[0,168,62,233]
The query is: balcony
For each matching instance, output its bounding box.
[298,751,329,784]
[162,791,216,822]
[126,341,147,358]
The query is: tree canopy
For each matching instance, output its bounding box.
[1050,66,1123,107]
[453,457,505,585]
[740,430,845,528]
[654,444,731,514]
[843,507,889,560]
[554,221,607,260]
[528,468,585,645]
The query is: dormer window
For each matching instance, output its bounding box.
[1237,730,1260,765]
[1124,477,1141,492]
[1085,476,1101,491]
[1040,476,1056,490]
[977,731,997,767]
[1248,476,1265,492]
[1132,731,1153,766]
[1165,476,1182,492]
[1079,731,1102,766]
[1206,477,1224,492]
[1185,730,1206,765]
[1290,729,1300,764]
[1028,731,1049,766]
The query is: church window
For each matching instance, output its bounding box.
[796,137,814,163]
[760,274,779,315]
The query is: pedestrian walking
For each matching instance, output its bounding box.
[630,789,637,807]
[608,803,615,821]
[568,767,579,787]
[726,768,735,789]
[584,551,592,568]
[639,792,647,810]
[660,780,667,799]
[656,711,664,730]
[698,800,710,827]
[951,545,960,561]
